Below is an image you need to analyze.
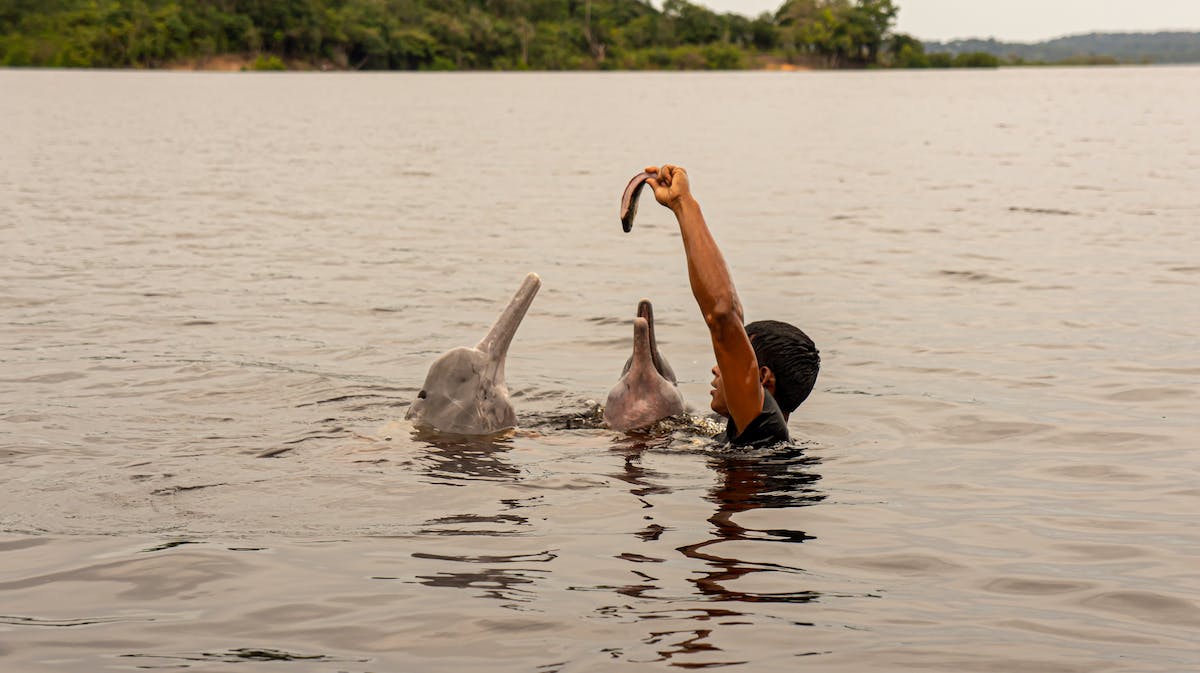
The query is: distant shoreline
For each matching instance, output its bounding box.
[6,48,1198,73]
[5,1,1198,72]
[6,61,1192,74]
[158,53,820,73]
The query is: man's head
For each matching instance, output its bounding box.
[710,320,820,419]
[746,320,820,415]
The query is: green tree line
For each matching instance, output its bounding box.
[0,0,1001,70]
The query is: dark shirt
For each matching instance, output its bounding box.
[721,390,791,447]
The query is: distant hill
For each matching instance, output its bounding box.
[924,32,1200,64]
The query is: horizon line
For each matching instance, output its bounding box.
[909,28,1200,44]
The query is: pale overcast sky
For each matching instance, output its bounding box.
[688,0,1200,41]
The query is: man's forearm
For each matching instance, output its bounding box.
[672,195,744,329]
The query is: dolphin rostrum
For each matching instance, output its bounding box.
[406,272,541,435]
[605,299,685,432]
[620,299,676,383]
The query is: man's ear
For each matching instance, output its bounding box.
[759,366,776,395]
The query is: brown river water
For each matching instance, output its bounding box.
[1,67,1198,671]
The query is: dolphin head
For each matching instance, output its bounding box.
[406,272,541,435]
[605,311,685,432]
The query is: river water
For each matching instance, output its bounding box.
[1,67,1197,671]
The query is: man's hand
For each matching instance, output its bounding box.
[645,164,692,211]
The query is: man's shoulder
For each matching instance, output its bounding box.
[724,391,790,447]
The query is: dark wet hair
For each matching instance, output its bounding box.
[746,320,820,414]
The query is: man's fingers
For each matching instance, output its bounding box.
[644,164,679,195]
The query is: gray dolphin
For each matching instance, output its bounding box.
[406,272,541,435]
[605,300,685,432]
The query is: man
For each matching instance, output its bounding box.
[644,165,820,446]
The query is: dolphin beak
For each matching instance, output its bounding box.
[476,272,541,361]
[634,298,671,380]
[637,299,652,322]
[629,317,654,373]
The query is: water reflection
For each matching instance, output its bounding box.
[643,628,746,668]
[120,648,368,666]
[609,435,682,558]
[411,567,548,606]
[606,434,825,608]
[595,443,824,666]
[416,513,530,537]
[406,429,553,609]
[592,607,753,668]
[680,443,825,604]
[409,427,519,483]
[610,437,675,500]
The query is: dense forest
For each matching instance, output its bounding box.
[2,1,1195,71]
[0,0,971,70]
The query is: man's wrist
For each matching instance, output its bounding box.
[670,194,699,215]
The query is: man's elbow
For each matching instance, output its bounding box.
[703,299,744,333]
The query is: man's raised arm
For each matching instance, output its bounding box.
[645,165,764,433]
